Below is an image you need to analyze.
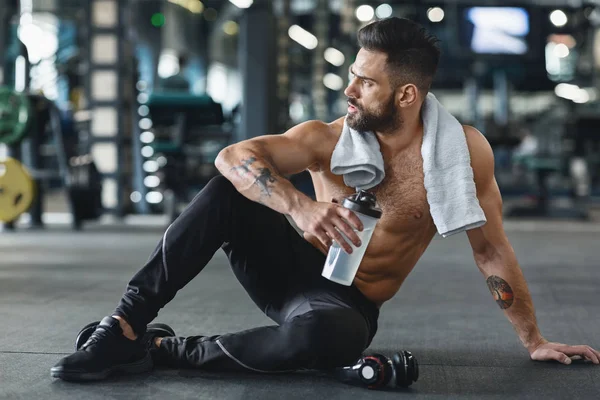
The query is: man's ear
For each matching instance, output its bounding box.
[396,84,419,108]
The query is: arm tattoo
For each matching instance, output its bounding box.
[231,157,277,197]
[254,167,277,196]
[486,275,514,310]
[231,157,257,176]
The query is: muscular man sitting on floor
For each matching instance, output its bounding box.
[51,17,599,382]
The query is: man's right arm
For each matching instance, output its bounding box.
[215,120,364,253]
[214,120,326,216]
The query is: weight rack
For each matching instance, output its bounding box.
[2,93,101,230]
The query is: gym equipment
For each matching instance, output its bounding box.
[67,154,103,229]
[504,109,591,220]
[0,157,35,223]
[1,92,104,231]
[0,87,31,145]
[146,93,223,128]
[507,156,588,219]
[143,93,230,219]
[334,351,419,389]
[571,116,600,197]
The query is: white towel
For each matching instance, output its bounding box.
[330,92,487,237]
[421,93,486,237]
[330,120,385,191]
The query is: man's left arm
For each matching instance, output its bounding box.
[463,125,600,365]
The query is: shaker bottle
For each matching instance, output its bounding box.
[321,190,382,286]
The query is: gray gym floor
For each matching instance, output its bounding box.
[1,220,599,399]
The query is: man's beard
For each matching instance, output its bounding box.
[346,95,402,134]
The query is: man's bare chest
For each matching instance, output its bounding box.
[372,159,429,224]
[322,157,431,228]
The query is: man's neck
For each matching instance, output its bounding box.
[375,111,423,154]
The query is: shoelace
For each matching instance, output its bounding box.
[81,326,117,350]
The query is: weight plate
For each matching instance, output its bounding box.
[0,157,35,223]
[0,87,31,145]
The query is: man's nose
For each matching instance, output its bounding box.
[344,79,358,98]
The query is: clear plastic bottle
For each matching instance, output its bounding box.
[321,191,382,286]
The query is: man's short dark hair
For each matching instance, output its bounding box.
[357,17,440,94]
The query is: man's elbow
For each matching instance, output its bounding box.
[474,242,517,272]
[214,146,234,175]
[215,143,253,171]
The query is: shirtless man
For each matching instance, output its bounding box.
[52,17,599,382]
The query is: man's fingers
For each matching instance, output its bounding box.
[324,224,353,253]
[559,345,600,364]
[556,351,572,365]
[536,349,572,365]
[332,217,362,247]
[584,348,600,364]
[313,228,332,249]
[592,348,600,361]
[580,349,599,364]
[337,207,363,231]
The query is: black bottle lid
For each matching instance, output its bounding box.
[342,190,382,219]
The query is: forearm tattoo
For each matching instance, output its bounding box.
[486,275,514,309]
[231,157,277,197]
[254,167,277,196]
[231,157,257,175]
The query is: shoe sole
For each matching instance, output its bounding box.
[50,351,153,382]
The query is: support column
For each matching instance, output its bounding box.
[337,0,358,115]
[85,0,129,216]
[311,0,328,121]
[275,0,291,131]
[238,1,277,140]
[464,77,482,130]
[162,2,186,55]
[593,27,600,98]
[0,0,10,84]
[493,69,510,127]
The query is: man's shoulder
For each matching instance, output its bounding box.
[295,118,344,168]
[328,116,345,136]
[462,125,495,184]
[292,117,343,143]
[463,125,492,157]
[462,124,485,141]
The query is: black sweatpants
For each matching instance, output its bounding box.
[114,176,379,372]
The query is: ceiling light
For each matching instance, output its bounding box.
[550,10,568,27]
[229,0,253,9]
[324,47,345,66]
[356,5,375,22]
[376,4,392,19]
[427,7,444,23]
[288,25,318,50]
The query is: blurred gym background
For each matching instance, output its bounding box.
[1,0,600,230]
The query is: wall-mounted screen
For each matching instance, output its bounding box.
[462,7,530,55]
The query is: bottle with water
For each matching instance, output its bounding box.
[321,191,382,286]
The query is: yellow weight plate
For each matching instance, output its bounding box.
[0,157,35,223]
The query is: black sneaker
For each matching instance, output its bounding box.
[74,320,176,360]
[50,316,153,381]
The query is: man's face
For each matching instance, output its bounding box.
[344,49,401,134]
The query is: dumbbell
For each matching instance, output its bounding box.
[334,351,419,390]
